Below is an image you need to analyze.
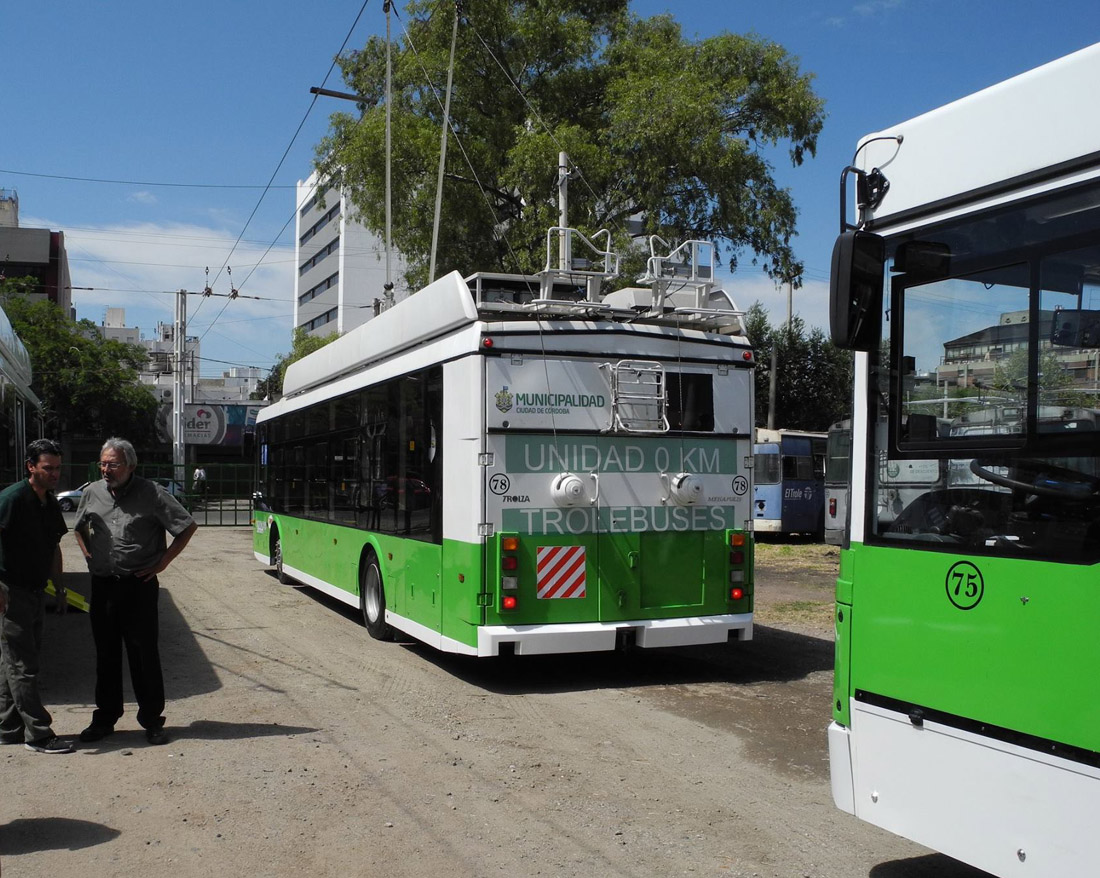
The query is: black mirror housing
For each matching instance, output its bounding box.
[830,230,884,351]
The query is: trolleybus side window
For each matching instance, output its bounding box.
[667,372,715,431]
[867,187,1100,562]
[262,364,443,544]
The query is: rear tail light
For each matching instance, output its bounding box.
[500,533,519,610]
[829,498,837,517]
[727,530,751,604]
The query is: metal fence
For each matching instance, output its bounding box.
[58,461,255,527]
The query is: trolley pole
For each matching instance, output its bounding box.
[558,151,570,270]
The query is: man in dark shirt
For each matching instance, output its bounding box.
[0,438,73,754]
[74,437,196,746]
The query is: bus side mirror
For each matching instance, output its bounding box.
[1051,307,1100,348]
[830,230,884,351]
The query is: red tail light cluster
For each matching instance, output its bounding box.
[728,531,751,603]
[500,534,519,611]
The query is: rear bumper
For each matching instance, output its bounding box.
[476,613,753,657]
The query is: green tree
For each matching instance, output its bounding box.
[992,347,1090,409]
[744,302,852,430]
[315,0,824,290]
[0,281,159,445]
[252,328,341,401]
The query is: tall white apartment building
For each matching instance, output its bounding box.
[294,171,405,338]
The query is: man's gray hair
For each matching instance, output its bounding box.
[101,437,138,467]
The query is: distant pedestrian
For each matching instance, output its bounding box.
[75,437,197,746]
[192,465,207,497]
[0,438,73,754]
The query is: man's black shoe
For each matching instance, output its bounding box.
[78,724,114,743]
[145,728,168,746]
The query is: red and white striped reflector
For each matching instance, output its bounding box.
[536,546,587,599]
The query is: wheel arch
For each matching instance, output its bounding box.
[268,521,281,565]
[357,539,385,598]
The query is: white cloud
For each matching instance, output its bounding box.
[127,190,158,205]
[25,214,295,374]
[724,270,831,335]
[853,0,904,15]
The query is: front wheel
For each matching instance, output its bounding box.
[360,552,393,641]
[274,534,291,584]
[59,498,75,512]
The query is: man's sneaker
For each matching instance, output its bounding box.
[78,724,115,743]
[0,731,24,745]
[24,736,74,754]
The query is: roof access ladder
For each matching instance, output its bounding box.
[603,359,669,433]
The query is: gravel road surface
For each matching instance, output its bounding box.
[0,529,991,878]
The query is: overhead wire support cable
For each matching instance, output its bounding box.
[196,0,373,334]
[0,168,295,189]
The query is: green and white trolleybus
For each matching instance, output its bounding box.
[828,43,1100,875]
[254,230,755,656]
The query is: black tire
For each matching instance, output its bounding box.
[58,498,75,512]
[360,552,393,641]
[274,534,291,584]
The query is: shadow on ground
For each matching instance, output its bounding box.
[0,816,120,855]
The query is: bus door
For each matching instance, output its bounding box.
[367,369,443,633]
[752,442,781,529]
[779,435,820,533]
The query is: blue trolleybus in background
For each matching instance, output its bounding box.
[824,419,851,546]
[752,429,826,538]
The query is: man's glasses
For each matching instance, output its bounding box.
[98,461,125,470]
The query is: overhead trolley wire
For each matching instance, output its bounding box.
[195,0,374,341]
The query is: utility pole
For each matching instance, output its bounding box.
[173,288,187,486]
[428,1,461,283]
[767,342,777,430]
[767,280,794,430]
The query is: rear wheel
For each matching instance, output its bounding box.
[360,551,393,641]
[274,534,291,584]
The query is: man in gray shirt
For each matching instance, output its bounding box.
[74,437,197,746]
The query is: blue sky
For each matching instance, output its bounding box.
[3,1,1098,377]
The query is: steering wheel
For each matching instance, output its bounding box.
[969,458,1100,500]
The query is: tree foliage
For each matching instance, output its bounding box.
[0,279,159,446]
[904,347,1093,420]
[744,302,853,431]
[252,328,341,401]
[314,0,825,290]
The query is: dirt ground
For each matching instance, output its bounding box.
[0,528,991,878]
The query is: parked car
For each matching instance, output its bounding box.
[56,482,90,512]
[57,477,186,512]
[152,477,186,498]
